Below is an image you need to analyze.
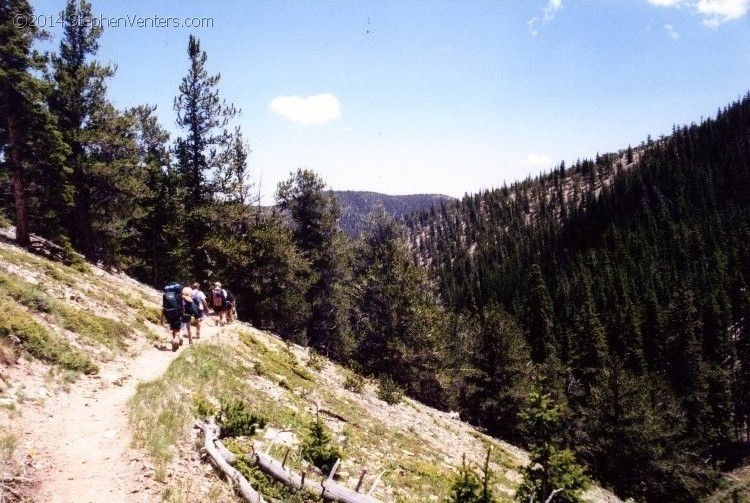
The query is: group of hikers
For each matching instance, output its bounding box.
[160,281,236,351]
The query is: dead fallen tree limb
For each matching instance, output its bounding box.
[196,419,264,503]
[249,448,382,503]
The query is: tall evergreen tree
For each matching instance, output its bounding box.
[515,390,588,503]
[276,168,352,356]
[123,105,176,284]
[0,0,69,245]
[352,209,447,405]
[526,264,557,364]
[173,34,237,280]
[49,0,116,259]
[460,303,531,439]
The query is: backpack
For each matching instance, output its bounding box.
[163,283,183,321]
[192,296,202,315]
[183,296,197,318]
[211,288,226,308]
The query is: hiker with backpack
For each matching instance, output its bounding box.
[181,286,199,345]
[210,281,228,326]
[161,282,184,352]
[225,290,236,323]
[191,282,210,337]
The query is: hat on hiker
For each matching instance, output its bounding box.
[181,286,193,302]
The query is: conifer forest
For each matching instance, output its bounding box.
[2,1,750,501]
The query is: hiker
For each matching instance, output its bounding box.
[161,282,184,352]
[181,286,197,344]
[225,290,235,323]
[210,281,228,326]
[191,282,210,337]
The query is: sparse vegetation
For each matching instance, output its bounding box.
[378,375,404,405]
[343,370,366,393]
[300,415,342,475]
[0,432,18,461]
[307,348,325,371]
[0,295,98,374]
[217,398,267,439]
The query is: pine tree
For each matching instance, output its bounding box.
[526,264,557,364]
[515,390,588,503]
[460,303,531,439]
[276,169,352,355]
[173,34,237,280]
[123,105,176,284]
[49,0,117,259]
[352,209,448,405]
[0,0,69,245]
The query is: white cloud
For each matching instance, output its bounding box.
[528,0,563,36]
[646,0,749,27]
[520,154,554,170]
[528,16,539,36]
[664,23,681,37]
[268,93,341,125]
[696,0,750,26]
[544,0,563,21]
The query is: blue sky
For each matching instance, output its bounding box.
[28,0,750,203]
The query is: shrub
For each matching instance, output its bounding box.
[343,371,366,393]
[193,394,218,418]
[301,416,342,475]
[378,375,404,405]
[217,398,267,439]
[307,349,325,371]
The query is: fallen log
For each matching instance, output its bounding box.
[196,419,264,503]
[250,448,382,503]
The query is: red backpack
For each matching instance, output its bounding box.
[212,288,226,308]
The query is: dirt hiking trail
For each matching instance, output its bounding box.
[18,320,224,503]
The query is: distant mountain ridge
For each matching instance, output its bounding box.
[332,190,454,237]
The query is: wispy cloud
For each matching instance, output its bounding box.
[528,0,563,36]
[520,154,554,170]
[696,0,750,27]
[647,0,683,6]
[528,17,539,36]
[544,0,563,21]
[268,93,341,125]
[664,23,681,37]
[646,0,749,27]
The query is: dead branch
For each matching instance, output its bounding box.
[196,419,264,503]
[250,448,382,503]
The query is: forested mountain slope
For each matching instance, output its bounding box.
[405,92,750,502]
[333,191,454,237]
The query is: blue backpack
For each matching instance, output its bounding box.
[163,283,182,321]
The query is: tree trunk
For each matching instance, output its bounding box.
[197,419,264,503]
[6,115,30,246]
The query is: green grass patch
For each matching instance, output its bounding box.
[0,295,98,374]
[55,304,129,351]
[0,269,131,352]
[129,343,249,480]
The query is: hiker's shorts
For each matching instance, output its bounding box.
[167,317,181,331]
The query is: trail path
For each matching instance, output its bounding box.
[18,321,223,503]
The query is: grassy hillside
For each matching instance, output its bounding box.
[0,227,621,502]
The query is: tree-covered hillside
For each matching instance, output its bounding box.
[3,1,750,500]
[406,92,750,502]
[334,190,453,237]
